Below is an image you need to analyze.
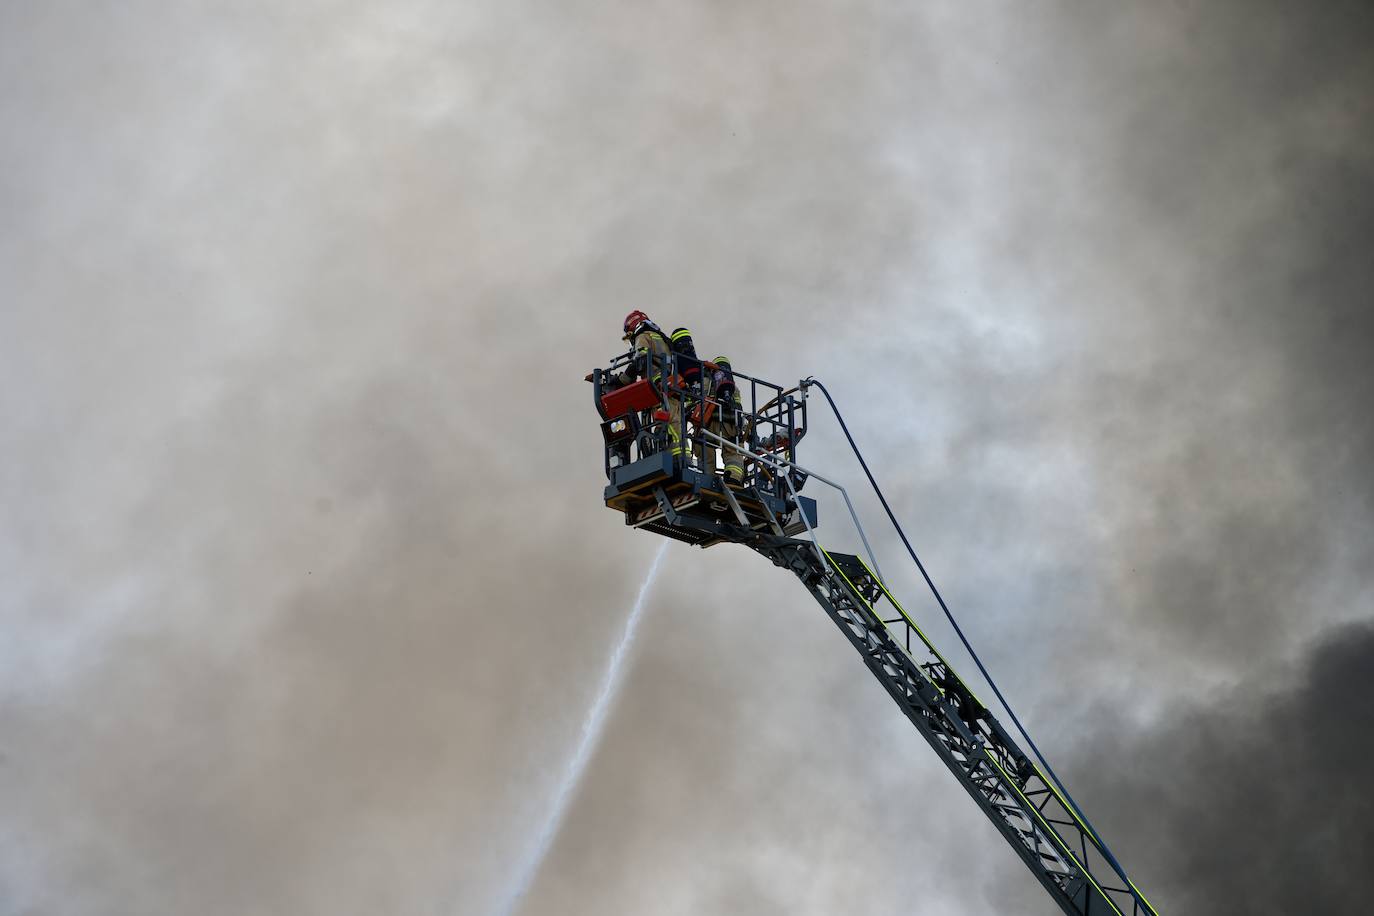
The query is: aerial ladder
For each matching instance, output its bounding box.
[588,347,1159,916]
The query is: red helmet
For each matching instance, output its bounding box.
[623,310,650,339]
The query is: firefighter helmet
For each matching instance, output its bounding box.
[623,310,650,339]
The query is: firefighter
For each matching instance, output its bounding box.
[669,327,702,391]
[708,355,746,488]
[669,327,705,465]
[618,310,686,460]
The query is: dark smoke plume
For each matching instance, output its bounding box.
[1074,623,1374,914]
[3,2,1374,915]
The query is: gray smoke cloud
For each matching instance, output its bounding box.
[1066,621,1374,915]
[2,1,1371,915]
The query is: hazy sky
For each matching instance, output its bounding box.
[3,2,1372,914]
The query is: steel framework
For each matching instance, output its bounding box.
[588,348,1157,916]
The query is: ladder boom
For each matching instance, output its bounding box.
[754,539,1151,916]
[588,352,1157,915]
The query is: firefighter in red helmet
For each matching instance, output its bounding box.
[615,310,686,461]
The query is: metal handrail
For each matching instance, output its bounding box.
[607,347,803,500]
[699,427,885,586]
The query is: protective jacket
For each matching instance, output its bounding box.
[617,325,671,386]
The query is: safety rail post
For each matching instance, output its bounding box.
[750,376,758,489]
[670,349,681,468]
[595,367,608,480]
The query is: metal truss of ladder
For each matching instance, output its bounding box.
[751,539,1155,916]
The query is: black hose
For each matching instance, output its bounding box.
[804,377,1150,913]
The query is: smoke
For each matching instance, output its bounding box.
[1060,621,1374,914]
[2,1,1372,915]
[966,5,1374,911]
[493,542,669,916]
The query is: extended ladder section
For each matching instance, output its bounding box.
[589,351,1156,915]
[754,539,1153,916]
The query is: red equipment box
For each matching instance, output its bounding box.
[601,378,660,418]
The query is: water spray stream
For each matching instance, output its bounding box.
[493,541,670,916]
